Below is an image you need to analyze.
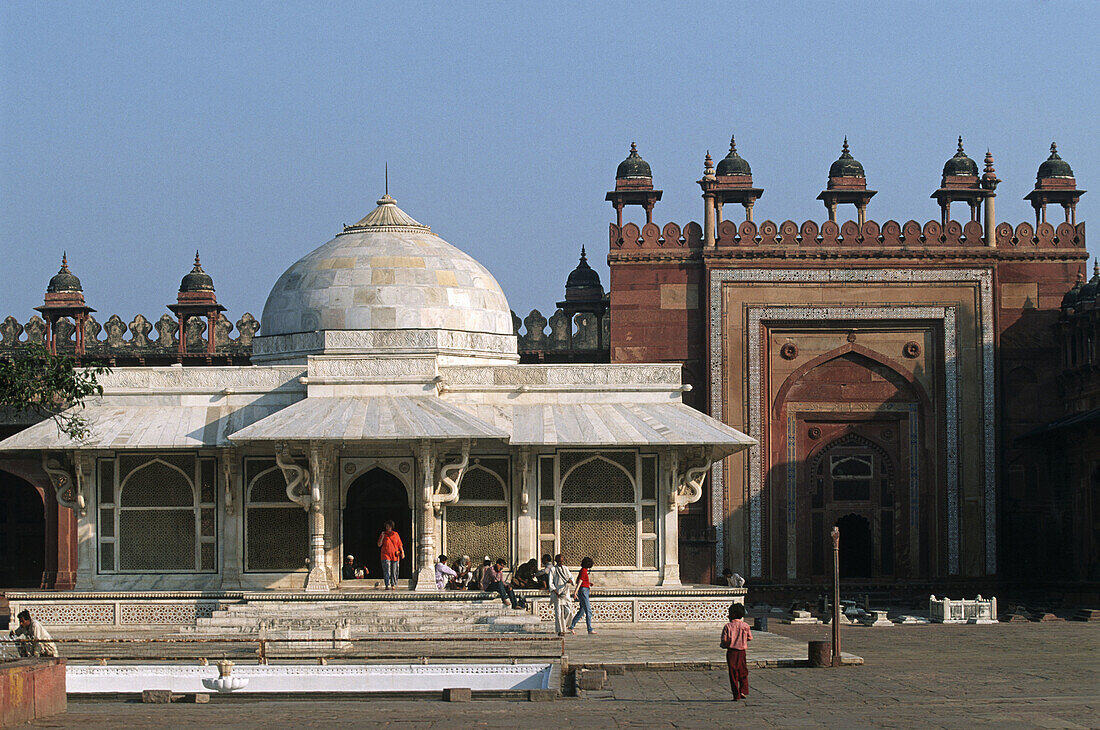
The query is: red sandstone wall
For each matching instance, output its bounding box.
[608,260,706,408]
[0,659,66,728]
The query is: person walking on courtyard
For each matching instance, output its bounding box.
[548,553,574,636]
[568,556,596,634]
[482,558,521,609]
[720,603,752,700]
[376,520,404,590]
[435,554,457,590]
[10,610,57,657]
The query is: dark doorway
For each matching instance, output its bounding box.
[835,513,872,579]
[0,472,45,588]
[343,469,412,581]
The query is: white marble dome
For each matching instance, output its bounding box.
[255,195,517,363]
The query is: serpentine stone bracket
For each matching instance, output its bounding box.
[432,441,470,514]
[671,447,713,511]
[276,448,311,510]
[42,452,85,515]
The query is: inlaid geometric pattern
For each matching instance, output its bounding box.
[25,603,114,626]
[637,600,730,622]
[120,602,217,625]
[445,506,509,562]
[458,468,505,501]
[561,457,634,504]
[246,507,308,572]
[249,468,291,502]
[560,506,636,566]
[119,460,194,507]
[118,510,195,571]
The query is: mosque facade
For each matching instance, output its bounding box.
[596,137,1094,594]
[0,193,751,595]
[0,137,1096,600]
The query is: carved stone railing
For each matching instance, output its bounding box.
[510,309,609,355]
[929,594,997,624]
[610,219,1086,250]
[0,312,259,360]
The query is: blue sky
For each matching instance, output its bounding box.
[2,2,1097,324]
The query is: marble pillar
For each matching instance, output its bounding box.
[659,450,681,586]
[220,452,243,589]
[413,442,438,591]
[304,445,334,591]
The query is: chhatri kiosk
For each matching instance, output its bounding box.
[1,194,752,628]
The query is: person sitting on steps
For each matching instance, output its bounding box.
[481,558,522,609]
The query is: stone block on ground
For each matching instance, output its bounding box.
[1072,609,1100,622]
[892,615,928,624]
[527,689,556,702]
[576,669,607,691]
[442,687,472,702]
[141,689,175,704]
[192,694,210,704]
[785,610,821,625]
[603,664,625,675]
[861,610,893,627]
[1032,612,1064,622]
[1000,613,1030,622]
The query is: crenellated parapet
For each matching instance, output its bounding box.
[0,311,260,363]
[609,219,1086,252]
[511,307,609,362]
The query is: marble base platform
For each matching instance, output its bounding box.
[7,587,748,631]
[67,663,555,694]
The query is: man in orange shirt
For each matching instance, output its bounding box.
[377,520,404,590]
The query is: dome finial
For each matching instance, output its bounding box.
[842,136,850,156]
[385,161,389,195]
[194,250,201,268]
[630,141,637,154]
[729,135,737,154]
[957,136,965,154]
[579,245,587,263]
[1048,142,1061,160]
[1077,267,1086,284]
[60,252,69,271]
[984,150,995,173]
[1094,258,1099,278]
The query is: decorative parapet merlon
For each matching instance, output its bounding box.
[610,219,1085,250]
[512,308,609,355]
[0,312,260,358]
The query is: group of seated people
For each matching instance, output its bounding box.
[434,554,557,609]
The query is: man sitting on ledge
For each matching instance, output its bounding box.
[482,558,522,610]
[10,610,57,658]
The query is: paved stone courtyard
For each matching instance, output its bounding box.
[21,621,1099,728]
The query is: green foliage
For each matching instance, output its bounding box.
[0,345,110,440]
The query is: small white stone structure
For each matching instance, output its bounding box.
[929,594,997,624]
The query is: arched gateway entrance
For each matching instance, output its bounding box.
[343,469,412,581]
[0,472,45,587]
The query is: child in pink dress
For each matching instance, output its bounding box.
[720,602,753,700]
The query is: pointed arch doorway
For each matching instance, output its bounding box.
[342,469,412,581]
[835,513,873,579]
[0,471,45,587]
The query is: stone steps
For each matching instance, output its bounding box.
[181,596,546,636]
